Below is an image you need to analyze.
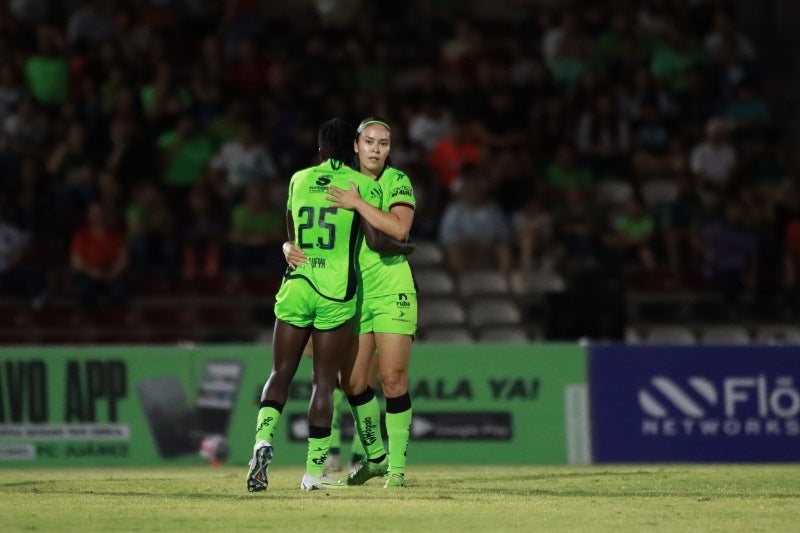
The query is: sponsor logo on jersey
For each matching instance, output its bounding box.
[391,185,413,198]
[309,175,332,193]
[396,293,411,308]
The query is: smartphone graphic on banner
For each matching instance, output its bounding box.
[194,360,244,436]
[136,376,197,458]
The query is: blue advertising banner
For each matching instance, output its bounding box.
[590,345,800,462]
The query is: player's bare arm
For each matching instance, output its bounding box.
[327,180,414,241]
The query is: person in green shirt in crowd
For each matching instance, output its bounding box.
[25,26,69,107]
[228,183,284,276]
[157,114,215,189]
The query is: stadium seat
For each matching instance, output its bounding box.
[509,269,566,297]
[754,324,800,345]
[456,270,509,299]
[28,305,83,328]
[407,241,444,268]
[641,325,697,345]
[83,306,139,328]
[139,305,195,327]
[195,304,250,328]
[477,326,529,343]
[699,325,752,345]
[625,326,642,344]
[0,303,30,326]
[417,298,467,328]
[414,268,456,298]
[183,273,239,296]
[421,327,474,343]
[90,330,145,345]
[38,328,91,345]
[467,298,522,329]
[243,272,281,296]
[134,271,180,296]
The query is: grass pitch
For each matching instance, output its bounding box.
[1,464,799,532]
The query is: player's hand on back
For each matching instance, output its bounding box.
[327,180,362,209]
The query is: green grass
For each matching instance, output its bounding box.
[1,465,799,531]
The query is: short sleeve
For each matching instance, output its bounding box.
[387,172,416,210]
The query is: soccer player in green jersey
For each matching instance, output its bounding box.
[246,118,412,492]
[285,117,417,488]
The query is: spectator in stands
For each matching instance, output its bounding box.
[659,174,702,273]
[47,122,95,225]
[228,183,284,277]
[182,184,222,280]
[576,91,631,179]
[407,91,453,152]
[429,117,484,194]
[25,26,69,108]
[0,205,48,309]
[126,181,177,272]
[690,117,737,192]
[782,219,800,317]
[157,113,215,201]
[439,165,513,276]
[694,201,758,311]
[66,0,118,48]
[0,64,22,127]
[545,142,595,208]
[704,8,757,62]
[70,202,129,307]
[1,95,49,164]
[724,80,771,147]
[649,18,705,94]
[512,196,553,271]
[603,195,657,270]
[210,121,277,205]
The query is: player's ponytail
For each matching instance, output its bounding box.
[318,118,355,170]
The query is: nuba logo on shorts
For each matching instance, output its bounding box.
[396,293,411,308]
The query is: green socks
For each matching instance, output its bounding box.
[306,430,331,477]
[348,388,386,461]
[385,393,412,476]
[330,387,346,455]
[254,403,282,444]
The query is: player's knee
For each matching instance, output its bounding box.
[380,372,407,398]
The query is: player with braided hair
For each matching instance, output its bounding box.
[247,118,412,492]
[284,117,417,488]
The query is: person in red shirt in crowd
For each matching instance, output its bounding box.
[428,118,484,193]
[70,202,129,307]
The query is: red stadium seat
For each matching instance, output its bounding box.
[195,304,249,328]
[139,305,195,327]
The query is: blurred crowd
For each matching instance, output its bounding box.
[0,0,798,322]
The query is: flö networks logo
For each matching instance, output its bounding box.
[637,375,800,438]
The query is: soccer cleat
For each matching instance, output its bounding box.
[383,473,406,488]
[300,473,346,491]
[324,452,342,473]
[343,456,388,486]
[246,441,273,492]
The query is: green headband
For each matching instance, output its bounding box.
[357,119,391,134]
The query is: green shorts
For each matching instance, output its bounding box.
[274,278,356,330]
[356,291,417,336]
